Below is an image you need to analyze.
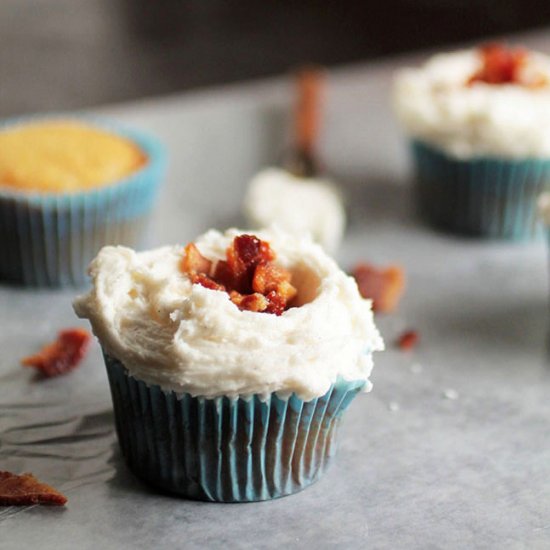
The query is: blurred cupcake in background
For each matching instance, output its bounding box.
[394,44,550,240]
[244,68,346,255]
[0,117,166,286]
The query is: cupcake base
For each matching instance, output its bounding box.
[104,354,366,502]
[412,140,550,240]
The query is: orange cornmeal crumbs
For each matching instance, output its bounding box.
[352,262,405,313]
[468,43,546,87]
[0,471,67,506]
[396,330,419,351]
[21,328,91,378]
[181,235,297,315]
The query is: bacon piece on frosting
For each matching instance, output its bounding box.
[253,262,292,294]
[181,234,296,315]
[181,243,212,276]
[189,272,225,292]
[352,263,405,313]
[265,290,288,316]
[468,43,546,87]
[0,471,67,506]
[230,291,269,312]
[21,328,91,378]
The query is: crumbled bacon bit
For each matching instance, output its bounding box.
[212,260,234,289]
[352,263,405,313]
[0,471,67,506]
[181,234,296,315]
[265,290,287,316]
[181,243,212,276]
[252,262,291,294]
[230,291,269,312]
[21,328,91,378]
[190,272,225,291]
[468,43,546,87]
[396,330,419,351]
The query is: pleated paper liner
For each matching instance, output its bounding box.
[0,116,167,286]
[104,353,367,502]
[411,140,550,241]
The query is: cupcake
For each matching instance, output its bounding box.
[394,44,550,240]
[0,118,166,286]
[73,228,383,502]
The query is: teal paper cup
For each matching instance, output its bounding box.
[0,117,167,286]
[104,353,366,502]
[411,140,550,240]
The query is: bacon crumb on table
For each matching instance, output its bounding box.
[181,234,296,315]
[21,328,91,378]
[396,330,419,351]
[351,262,405,313]
[0,471,67,506]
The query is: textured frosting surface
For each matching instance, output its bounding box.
[74,228,383,400]
[0,120,146,192]
[393,49,550,158]
[244,168,346,253]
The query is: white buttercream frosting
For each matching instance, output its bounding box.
[244,168,346,254]
[74,228,383,401]
[393,49,550,158]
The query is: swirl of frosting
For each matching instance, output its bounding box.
[74,228,383,400]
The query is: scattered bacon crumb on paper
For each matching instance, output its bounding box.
[396,330,419,351]
[181,234,297,315]
[21,328,91,378]
[0,471,67,506]
[351,262,405,313]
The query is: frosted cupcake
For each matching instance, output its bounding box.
[0,118,166,286]
[74,228,383,502]
[394,44,550,240]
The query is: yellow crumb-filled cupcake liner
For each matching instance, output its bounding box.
[0,117,167,286]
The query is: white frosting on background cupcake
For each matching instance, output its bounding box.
[393,49,550,159]
[244,168,346,254]
[74,228,382,401]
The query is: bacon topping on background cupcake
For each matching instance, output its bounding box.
[468,43,547,88]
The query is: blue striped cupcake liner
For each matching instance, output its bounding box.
[412,140,550,241]
[104,353,367,502]
[0,116,167,286]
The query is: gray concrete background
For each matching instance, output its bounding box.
[1,32,550,549]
